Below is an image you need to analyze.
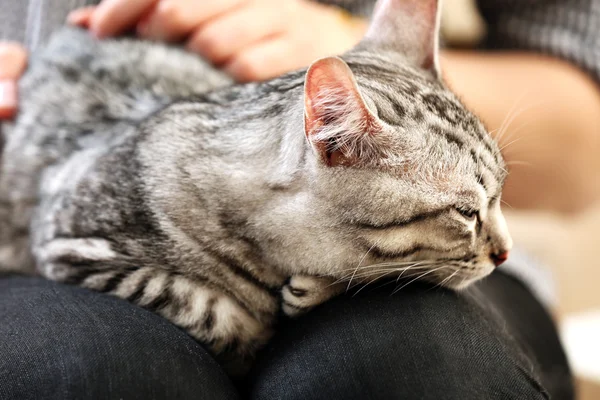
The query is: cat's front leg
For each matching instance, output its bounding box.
[281,275,346,317]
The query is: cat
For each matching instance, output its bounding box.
[0,0,512,376]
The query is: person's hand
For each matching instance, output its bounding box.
[67,0,367,82]
[0,43,28,120]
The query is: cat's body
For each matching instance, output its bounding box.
[0,0,512,375]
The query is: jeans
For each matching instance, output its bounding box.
[0,271,573,399]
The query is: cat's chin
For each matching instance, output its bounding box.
[434,268,495,291]
[445,277,481,291]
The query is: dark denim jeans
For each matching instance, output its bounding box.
[0,271,572,400]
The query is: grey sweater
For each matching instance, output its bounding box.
[2,0,600,83]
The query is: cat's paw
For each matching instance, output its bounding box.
[281,275,345,317]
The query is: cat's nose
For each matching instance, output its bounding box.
[490,251,509,267]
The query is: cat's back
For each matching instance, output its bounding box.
[0,27,233,273]
[2,26,235,176]
[11,26,233,143]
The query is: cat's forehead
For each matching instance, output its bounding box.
[350,64,474,129]
[347,58,503,166]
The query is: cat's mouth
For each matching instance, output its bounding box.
[418,257,496,290]
[341,256,495,293]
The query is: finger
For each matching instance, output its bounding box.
[186,4,286,65]
[0,80,17,119]
[0,43,27,119]
[90,0,158,38]
[66,6,97,28]
[0,43,28,79]
[225,36,301,82]
[138,0,245,42]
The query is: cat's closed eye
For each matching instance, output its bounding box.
[455,207,479,222]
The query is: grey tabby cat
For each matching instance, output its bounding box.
[0,0,512,375]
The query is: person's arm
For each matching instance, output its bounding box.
[441,0,600,214]
[330,0,600,213]
[442,51,600,213]
[69,0,367,82]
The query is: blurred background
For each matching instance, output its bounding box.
[441,0,600,398]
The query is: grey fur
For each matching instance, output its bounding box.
[0,0,511,376]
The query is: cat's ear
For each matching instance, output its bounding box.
[364,0,441,76]
[304,57,382,167]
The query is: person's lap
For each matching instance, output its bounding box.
[248,272,572,399]
[0,271,573,400]
[0,275,239,400]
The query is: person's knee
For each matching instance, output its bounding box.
[0,276,239,400]
[248,282,548,400]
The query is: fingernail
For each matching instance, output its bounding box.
[0,80,17,118]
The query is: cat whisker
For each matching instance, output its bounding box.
[499,137,524,152]
[500,199,513,209]
[496,97,549,144]
[428,268,461,291]
[350,268,406,296]
[487,127,500,136]
[458,272,470,289]
[394,260,441,282]
[496,99,556,149]
[394,263,446,284]
[331,259,444,288]
[347,240,379,291]
[496,165,509,175]
[370,265,437,280]
[496,118,535,148]
[505,160,532,167]
[367,275,409,293]
[335,259,440,274]
[333,264,435,285]
[351,265,444,295]
[365,259,442,268]
[495,90,531,143]
[391,265,452,295]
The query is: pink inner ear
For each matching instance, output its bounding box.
[304,58,361,134]
[303,57,382,167]
[304,57,370,138]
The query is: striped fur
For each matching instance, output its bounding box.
[0,0,511,375]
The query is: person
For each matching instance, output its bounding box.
[1,0,596,398]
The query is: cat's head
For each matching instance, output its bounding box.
[297,0,512,289]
